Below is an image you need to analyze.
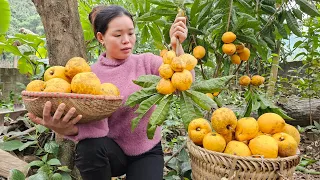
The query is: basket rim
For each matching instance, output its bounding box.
[21,90,123,100]
[187,137,300,162]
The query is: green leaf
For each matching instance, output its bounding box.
[296,0,320,17]
[147,95,172,139]
[19,141,37,151]
[180,92,202,130]
[231,16,247,32]
[261,4,276,14]
[191,75,234,93]
[292,8,303,20]
[125,86,157,107]
[278,10,286,23]
[150,0,176,8]
[0,140,24,151]
[47,158,61,166]
[237,0,251,9]
[275,21,288,39]
[243,98,253,117]
[44,141,59,156]
[28,173,48,180]
[261,0,275,6]
[29,160,45,167]
[271,108,294,120]
[50,173,62,180]
[58,166,72,173]
[188,26,204,35]
[285,11,302,37]
[132,75,161,88]
[131,94,164,131]
[141,25,149,44]
[197,2,213,22]
[8,169,25,180]
[42,154,48,163]
[190,0,200,20]
[185,90,216,111]
[237,33,258,45]
[149,23,163,43]
[263,36,275,49]
[61,172,72,180]
[152,8,177,16]
[18,57,34,75]
[136,12,161,21]
[36,124,48,133]
[0,0,11,34]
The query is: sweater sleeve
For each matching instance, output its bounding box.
[64,118,109,142]
[144,53,163,75]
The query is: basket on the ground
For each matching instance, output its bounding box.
[21,91,123,123]
[186,137,300,180]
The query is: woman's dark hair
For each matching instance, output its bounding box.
[88,5,108,25]
[93,5,134,36]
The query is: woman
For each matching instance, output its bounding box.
[28,5,188,180]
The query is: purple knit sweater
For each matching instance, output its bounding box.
[66,52,163,156]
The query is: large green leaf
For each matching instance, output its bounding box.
[131,94,164,131]
[296,0,320,17]
[237,33,258,45]
[190,0,200,20]
[292,8,303,20]
[191,75,234,93]
[185,90,216,111]
[147,95,172,139]
[197,2,213,22]
[237,0,251,9]
[125,86,157,107]
[149,23,163,44]
[8,169,26,180]
[141,25,149,44]
[275,21,288,39]
[136,12,161,21]
[132,75,161,88]
[180,91,202,130]
[261,4,276,14]
[0,0,11,34]
[0,140,23,151]
[150,0,176,8]
[152,8,176,16]
[285,11,302,37]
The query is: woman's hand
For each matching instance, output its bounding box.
[170,16,188,55]
[28,101,82,136]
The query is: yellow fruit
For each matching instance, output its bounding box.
[239,75,251,86]
[163,50,176,64]
[203,132,226,152]
[282,124,300,144]
[65,57,91,79]
[193,46,206,59]
[272,133,298,157]
[238,48,250,61]
[249,135,278,158]
[71,72,101,95]
[236,44,245,53]
[224,141,252,157]
[26,80,46,92]
[156,78,176,95]
[43,78,71,93]
[235,117,259,141]
[188,118,212,145]
[211,107,237,135]
[44,66,71,83]
[221,131,233,143]
[206,93,214,99]
[100,83,120,96]
[179,54,197,70]
[222,43,236,55]
[170,57,186,72]
[213,92,220,97]
[158,64,174,79]
[222,32,236,43]
[257,113,285,134]
[257,131,271,136]
[160,49,168,57]
[171,70,193,91]
[250,75,265,86]
[231,54,241,65]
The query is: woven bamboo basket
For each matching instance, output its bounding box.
[21,91,123,123]
[186,138,300,180]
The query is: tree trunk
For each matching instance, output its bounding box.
[31,0,87,178]
[266,40,281,97]
[32,0,87,66]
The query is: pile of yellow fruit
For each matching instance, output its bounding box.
[221,32,251,64]
[25,57,120,96]
[239,75,265,87]
[156,46,205,94]
[188,107,300,158]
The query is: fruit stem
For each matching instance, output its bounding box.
[226,0,233,32]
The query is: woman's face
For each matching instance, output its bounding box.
[99,15,136,60]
